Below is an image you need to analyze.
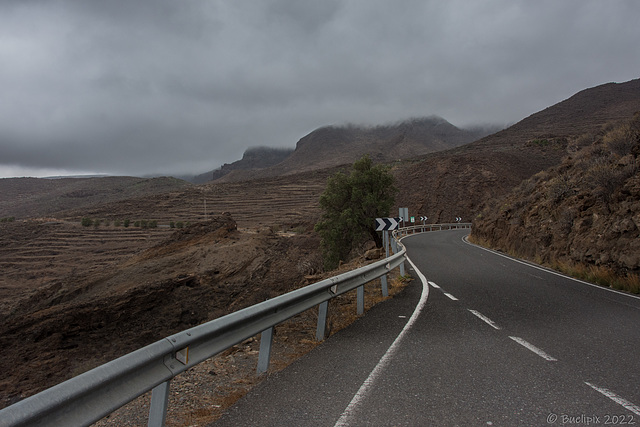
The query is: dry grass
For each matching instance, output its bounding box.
[551,261,640,294]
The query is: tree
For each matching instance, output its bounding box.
[315,155,396,270]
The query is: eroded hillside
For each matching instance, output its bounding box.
[0,215,324,406]
[472,114,640,293]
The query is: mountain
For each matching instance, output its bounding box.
[394,78,640,223]
[189,146,294,183]
[215,116,494,182]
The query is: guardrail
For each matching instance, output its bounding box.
[398,222,472,236]
[0,237,407,427]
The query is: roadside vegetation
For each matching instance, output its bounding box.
[315,155,397,270]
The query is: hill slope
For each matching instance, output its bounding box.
[0,176,190,220]
[471,114,640,292]
[395,79,640,223]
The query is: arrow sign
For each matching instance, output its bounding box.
[375,217,401,231]
[420,216,428,221]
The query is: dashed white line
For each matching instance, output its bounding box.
[585,382,640,416]
[509,336,557,361]
[428,281,440,289]
[334,255,430,427]
[443,293,459,301]
[468,309,501,330]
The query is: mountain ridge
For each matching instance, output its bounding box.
[213,116,498,182]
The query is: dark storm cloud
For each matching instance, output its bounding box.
[1,0,639,177]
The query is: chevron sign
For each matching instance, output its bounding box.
[375,217,401,231]
[420,216,428,221]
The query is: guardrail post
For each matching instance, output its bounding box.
[148,380,171,427]
[357,285,364,315]
[381,274,389,297]
[316,301,329,341]
[257,327,274,374]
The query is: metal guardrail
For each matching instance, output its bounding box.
[0,237,407,427]
[398,222,472,236]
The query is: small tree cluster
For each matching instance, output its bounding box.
[315,155,396,270]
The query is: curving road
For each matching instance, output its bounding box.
[213,229,640,426]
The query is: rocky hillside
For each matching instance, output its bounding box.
[394,79,640,223]
[216,116,490,182]
[471,114,640,293]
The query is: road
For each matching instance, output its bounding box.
[213,229,640,426]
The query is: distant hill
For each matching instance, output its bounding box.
[189,147,294,183]
[215,116,495,182]
[394,78,640,223]
[0,176,190,219]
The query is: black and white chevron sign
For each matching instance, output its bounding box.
[375,217,401,231]
[420,216,428,221]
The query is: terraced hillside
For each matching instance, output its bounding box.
[58,168,335,229]
[0,220,174,305]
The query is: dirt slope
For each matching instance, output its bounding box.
[0,214,323,406]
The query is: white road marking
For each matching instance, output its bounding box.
[334,256,430,427]
[509,336,557,361]
[444,293,459,301]
[468,309,501,330]
[462,236,640,301]
[585,382,640,415]
[428,281,440,289]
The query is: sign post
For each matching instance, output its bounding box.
[375,217,402,297]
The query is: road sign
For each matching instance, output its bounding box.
[399,208,409,223]
[410,216,415,223]
[420,216,428,221]
[375,217,402,231]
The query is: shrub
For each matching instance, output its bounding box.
[123,219,130,228]
[81,217,93,227]
[315,155,396,270]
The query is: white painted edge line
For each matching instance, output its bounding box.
[509,336,557,361]
[428,281,440,289]
[443,293,459,301]
[462,236,640,301]
[585,382,640,416]
[334,255,429,427]
[468,309,501,330]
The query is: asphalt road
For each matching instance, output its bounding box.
[212,229,640,426]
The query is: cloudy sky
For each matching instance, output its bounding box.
[1,1,639,178]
